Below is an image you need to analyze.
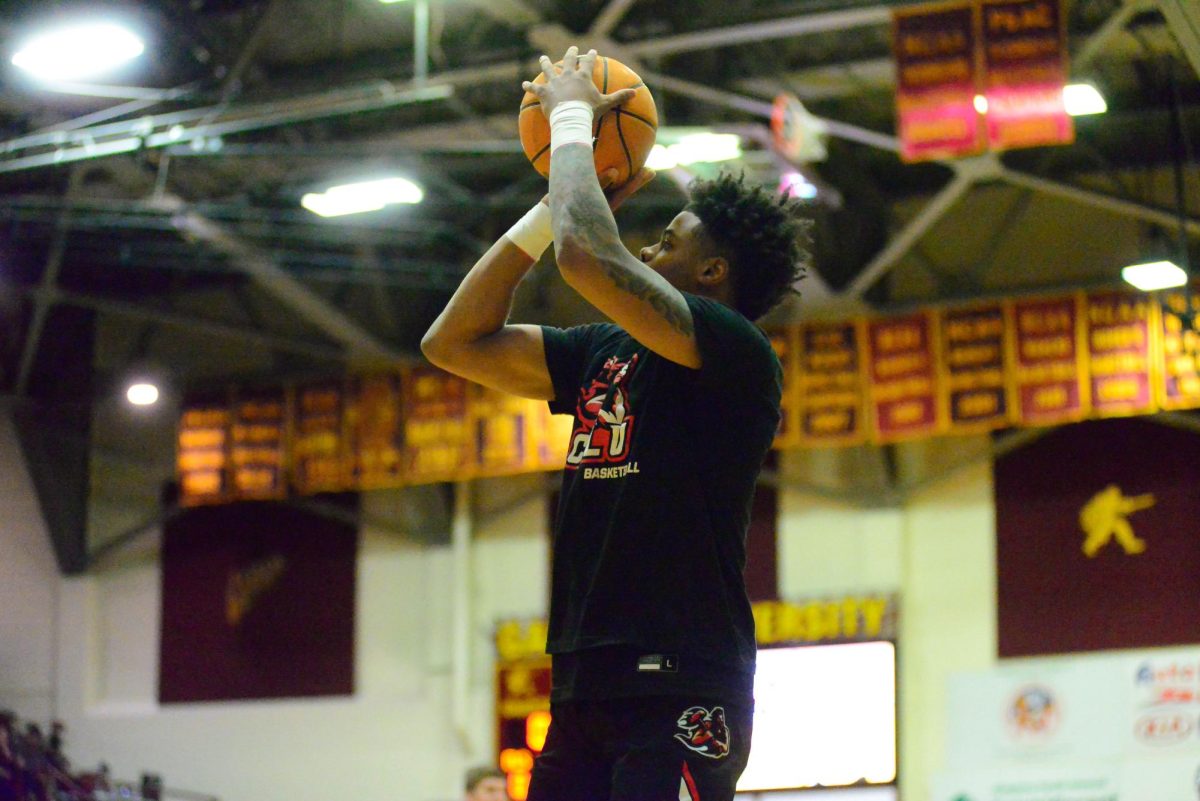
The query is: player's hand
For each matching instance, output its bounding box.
[603,167,655,211]
[522,46,636,120]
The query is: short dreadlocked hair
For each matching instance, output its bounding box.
[685,172,811,321]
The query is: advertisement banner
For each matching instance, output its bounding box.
[767,327,801,449]
[980,0,1073,150]
[797,322,868,446]
[867,313,943,442]
[939,648,1200,800]
[1086,292,1156,417]
[1009,295,1088,424]
[893,1,985,163]
[941,303,1012,432]
[177,400,231,505]
[349,373,403,489]
[1157,287,1200,410]
[292,380,349,494]
[229,391,286,500]
[401,365,472,484]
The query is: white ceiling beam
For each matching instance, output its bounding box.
[998,167,1200,238]
[1157,0,1200,79]
[842,169,979,299]
[625,6,891,58]
[169,204,401,364]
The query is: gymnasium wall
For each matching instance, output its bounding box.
[0,402,60,724]
[0,414,999,801]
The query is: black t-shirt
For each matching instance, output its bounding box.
[540,293,782,701]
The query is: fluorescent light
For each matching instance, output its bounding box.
[1064,83,1106,116]
[1122,260,1188,291]
[644,133,742,170]
[301,177,424,217]
[12,22,144,82]
[126,383,159,406]
[973,94,988,114]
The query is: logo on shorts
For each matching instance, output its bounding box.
[674,705,730,759]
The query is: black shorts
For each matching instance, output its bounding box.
[527,695,753,801]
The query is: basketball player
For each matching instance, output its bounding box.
[422,46,809,801]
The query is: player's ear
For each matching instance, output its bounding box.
[697,256,729,287]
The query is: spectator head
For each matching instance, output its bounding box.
[464,766,507,801]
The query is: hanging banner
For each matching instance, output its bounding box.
[797,322,868,446]
[767,328,801,448]
[473,386,543,477]
[867,313,943,442]
[1157,287,1200,410]
[893,1,985,163]
[292,381,350,494]
[229,391,286,500]
[1086,292,1157,417]
[941,304,1012,432]
[1008,295,1088,424]
[980,0,1073,150]
[401,366,472,484]
[349,374,403,489]
[177,399,231,505]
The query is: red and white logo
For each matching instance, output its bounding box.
[565,354,638,470]
[674,705,731,759]
[1135,713,1193,744]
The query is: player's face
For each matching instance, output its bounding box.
[466,777,509,801]
[638,210,715,292]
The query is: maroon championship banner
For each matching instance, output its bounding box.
[177,400,231,505]
[1158,287,1200,410]
[292,381,350,494]
[867,313,943,442]
[941,304,1012,432]
[767,328,801,448]
[160,499,357,702]
[893,1,984,163]
[401,365,472,484]
[1086,292,1156,417]
[995,417,1200,657]
[980,0,1073,150]
[229,391,286,500]
[797,322,868,446]
[349,373,403,489]
[1008,295,1088,424]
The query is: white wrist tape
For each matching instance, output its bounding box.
[549,101,594,154]
[505,202,553,259]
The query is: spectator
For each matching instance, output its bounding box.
[464,766,508,801]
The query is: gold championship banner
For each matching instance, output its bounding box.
[178,289,1200,504]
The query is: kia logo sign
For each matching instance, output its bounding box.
[1135,713,1193,744]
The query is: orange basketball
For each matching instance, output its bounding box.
[518,56,658,187]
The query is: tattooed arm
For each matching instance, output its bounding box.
[550,143,701,369]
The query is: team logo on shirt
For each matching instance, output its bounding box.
[565,353,639,474]
[673,705,731,759]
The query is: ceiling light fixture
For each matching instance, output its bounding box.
[645,133,742,171]
[1122,260,1188,292]
[12,22,145,83]
[301,177,424,217]
[1063,83,1106,116]
[126,382,160,407]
